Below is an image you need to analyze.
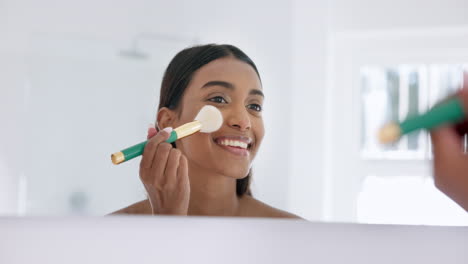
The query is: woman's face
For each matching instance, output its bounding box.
[169,56,264,179]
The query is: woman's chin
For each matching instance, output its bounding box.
[206,166,249,180]
[214,167,250,180]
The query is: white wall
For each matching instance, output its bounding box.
[288,0,331,220]
[331,0,468,32]
[0,0,293,215]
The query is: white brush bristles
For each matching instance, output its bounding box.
[195,105,223,133]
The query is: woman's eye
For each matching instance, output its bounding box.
[247,104,262,112]
[208,96,227,104]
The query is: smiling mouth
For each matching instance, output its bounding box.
[213,136,253,156]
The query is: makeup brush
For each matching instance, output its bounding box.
[111,105,223,165]
[378,97,466,144]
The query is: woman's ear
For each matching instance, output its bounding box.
[157,107,176,130]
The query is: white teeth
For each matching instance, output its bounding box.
[219,140,248,149]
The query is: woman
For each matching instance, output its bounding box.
[430,73,468,212]
[113,44,299,218]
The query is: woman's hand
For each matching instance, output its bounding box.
[139,126,190,215]
[430,74,468,212]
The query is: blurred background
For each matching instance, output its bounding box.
[1,0,468,225]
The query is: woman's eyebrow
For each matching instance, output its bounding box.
[250,89,264,98]
[201,80,264,98]
[201,81,234,90]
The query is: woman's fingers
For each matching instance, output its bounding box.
[138,125,188,215]
[430,125,468,204]
[150,142,172,188]
[430,126,461,181]
[427,73,468,211]
[431,125,464,161]
[164,148,181,188]
[140,129,171,171]
[147,127,158,139]
[454,120,468,136]
[177,155,189,189]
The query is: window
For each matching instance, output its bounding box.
[360,64,467,159]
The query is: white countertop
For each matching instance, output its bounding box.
[1,216,467,264]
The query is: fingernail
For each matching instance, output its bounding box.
[148,123,155,129]
[162,127,173,133]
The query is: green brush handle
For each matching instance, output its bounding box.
[400,97,465,135]
[121,130,178,163]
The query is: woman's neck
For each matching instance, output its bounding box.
[187,163,240,216]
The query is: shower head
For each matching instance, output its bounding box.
[119,48,149,60]
[119,32,198,61]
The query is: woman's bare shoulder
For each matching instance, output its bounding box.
[109,199,152,215]
[239,195,302,219]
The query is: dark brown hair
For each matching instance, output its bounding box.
[157,44,261,196]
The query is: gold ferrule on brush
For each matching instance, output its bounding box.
[174,120,202,139]
[111,151,125,165]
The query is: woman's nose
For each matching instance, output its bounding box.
[227,108,251,131]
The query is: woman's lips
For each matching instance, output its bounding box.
[213,136,252,157]
[216,143,250,156]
